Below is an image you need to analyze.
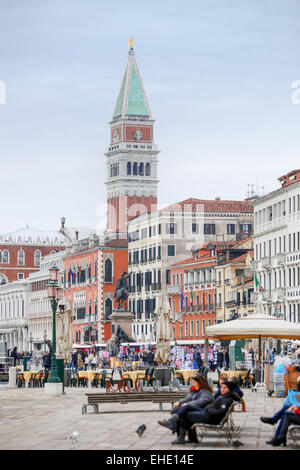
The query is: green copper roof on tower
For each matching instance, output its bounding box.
[113,70,127,119]
[126,64,149,116]
[112,45,152,120]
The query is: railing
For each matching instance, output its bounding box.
[167,285,181,295]
[224,299,236,307]
[262,289,272,302]
[262,256,272,269]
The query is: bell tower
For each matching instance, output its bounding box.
[105,40,159,238]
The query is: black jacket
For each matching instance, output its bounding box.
[214,384,244,400]
[178,389,214,409]
[203,391,241,424]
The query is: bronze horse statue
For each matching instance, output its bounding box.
[114,271,131,309]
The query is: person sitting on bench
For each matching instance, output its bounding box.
[170,380,241,445]
[158,374,214,432]
[214,375,244,400]
[261,377,300,446]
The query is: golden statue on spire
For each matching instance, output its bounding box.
[128,37,133,49]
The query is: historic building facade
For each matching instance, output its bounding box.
[127,197,254,340]
[253,169,300,322]
[169,243,218,341]
[0,227,66,284]
[215,239,254,323]
[27,250,66,352]
[62,234,128,344]
[105,43,159,238]
[0,280,29,352]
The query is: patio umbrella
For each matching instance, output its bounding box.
[154,291,172,364]
[205,314,300,340]
[205,313,300,367]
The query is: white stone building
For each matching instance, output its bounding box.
[128,198,254,340]
[253,169,300,322]
[0,280,29,352]
[27,250,66,351]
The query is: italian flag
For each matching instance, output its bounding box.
[190,290,194,306]
[254,269,264,292]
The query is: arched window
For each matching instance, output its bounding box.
[127,162,131,175]
[133,162,138,175]
[110,165,113,177]
[34,250,41,266]
[145,162,151,176]
[105,298,112,320]
[3,250,9,263]
[139,162,144,176]
[104,258,112,283]
[0,251,2,263]
[18,249,25,266]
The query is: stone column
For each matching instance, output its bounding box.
[9,367,17,389]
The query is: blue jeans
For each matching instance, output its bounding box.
[272,404,291,438]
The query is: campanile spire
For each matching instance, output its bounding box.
[105,43,159,238]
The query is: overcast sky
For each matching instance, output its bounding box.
[1,0,300,234]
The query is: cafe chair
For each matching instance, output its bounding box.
[16,372,25,388]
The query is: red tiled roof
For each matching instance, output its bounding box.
[230,250,253,263]
[162,198,253,213]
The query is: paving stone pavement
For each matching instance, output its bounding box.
[0,386,298,450]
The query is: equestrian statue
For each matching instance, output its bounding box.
[114,271,131,309]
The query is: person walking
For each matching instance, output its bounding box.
[90,351,97,370]
[77,353,84,370]
[11,347,18,367]
[84,352,89,371]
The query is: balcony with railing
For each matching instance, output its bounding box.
[167,285,181,295]
[277,253,285,265]
[262,256,272,269]
[274,287,286,299]
[225,299,236,307]
[262,289,272,302]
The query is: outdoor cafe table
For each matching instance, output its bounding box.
[20,371,42,386]
[121,370,146,384]
[77,370,104,387]
[221,370,252,381]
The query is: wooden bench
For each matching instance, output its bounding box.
[191,402,240,445]
[82,391,187,415]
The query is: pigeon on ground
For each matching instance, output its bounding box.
[267,390,274,397]
[231,440,244,448]
[136,424,146,437]
[66,431,79,444]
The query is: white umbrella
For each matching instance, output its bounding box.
[206,314,300,340]
[154,292,172,364]
[206,313,300,367]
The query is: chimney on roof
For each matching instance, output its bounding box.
[75,230,79,241]
[61,217,66,230]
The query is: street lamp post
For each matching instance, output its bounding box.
[43,330,47,353]
[29,332,33,354]
[46,265,62,385]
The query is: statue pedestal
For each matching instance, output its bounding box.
[109,309,134,339]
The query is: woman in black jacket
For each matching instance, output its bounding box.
[172,380,241,444]
[158,374,214,432]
